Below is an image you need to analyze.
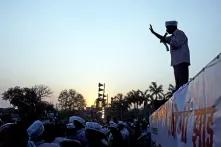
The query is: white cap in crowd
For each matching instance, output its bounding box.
[109,121,118,129]
[85,122,105,135]
[118,121,126,126]
[66,122,75,129]
[69,116,85,126]
[27,120,44,138]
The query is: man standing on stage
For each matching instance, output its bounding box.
[149,21,190,92]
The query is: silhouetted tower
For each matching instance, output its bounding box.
[96,83,107,109]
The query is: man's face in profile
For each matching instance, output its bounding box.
[166,26,177,34]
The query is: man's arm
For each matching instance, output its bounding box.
[149,24,170,44]
[149,24,164,40]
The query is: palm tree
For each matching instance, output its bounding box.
[110,93,129,120]
[165,84,175,99]
[113,93,124,101]
[125,90,145,110]
[138,89,152,118]
[125,91,136,109]
[112,93,129,111]
[135,90,145,108]
[141,89,151,109]
[149,82,164,100]
[148,82,165,113]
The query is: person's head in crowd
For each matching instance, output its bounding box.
[118,121,125,130]
[85,122,108,147]
[69,116,85,130]
[65,121,76,137]
[101,127,109,137]
[42,123,57,142]
[85,122,106,140]
[27,120,44,142]
[0,123,28,147]
[109,121,119,134]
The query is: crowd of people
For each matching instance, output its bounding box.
[0,116,151,147]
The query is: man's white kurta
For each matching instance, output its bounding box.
[166,29,190,66]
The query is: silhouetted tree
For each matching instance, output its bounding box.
[2,86,54,125]
[57,89,86,111]
[136,90,146,107]
[125,90,136,109]
[149,82,164,100]
[110,93,129,120]
[147,82,166,113]
[32,85,52,101]
[35,101,55,117]
[125,90,144,109]
[165,84,175,99]
[142,89,150,109]
[2,86,38,109]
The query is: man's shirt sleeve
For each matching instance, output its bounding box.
[165,36,172,44]
[169,31,187,49]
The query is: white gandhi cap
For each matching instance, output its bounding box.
[165,21,178,27]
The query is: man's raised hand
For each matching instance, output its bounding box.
[149,24,154,33]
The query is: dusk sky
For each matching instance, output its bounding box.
[1,0,221,107]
